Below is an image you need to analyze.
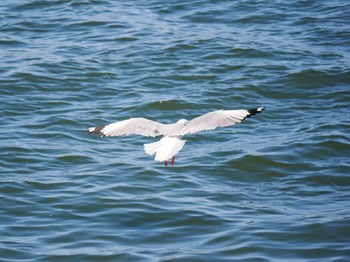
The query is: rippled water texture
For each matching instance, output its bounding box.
[1,0,350,261]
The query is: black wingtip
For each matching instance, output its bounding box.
[248,107,264,116]
[244,107,264,120]
[88,126,106,137]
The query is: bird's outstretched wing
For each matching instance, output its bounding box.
[88,118,168,137]
[174,107,264,136]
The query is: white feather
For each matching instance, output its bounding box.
[174,109,252,136]
[144,136,186,162]
[88,107,263,164]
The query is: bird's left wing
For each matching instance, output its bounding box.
[88,118,168,137]
[174,107,264,136]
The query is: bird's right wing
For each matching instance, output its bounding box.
[175,107,264,136]
[88,118,168,137]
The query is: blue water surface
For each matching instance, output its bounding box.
[1,0,350,261]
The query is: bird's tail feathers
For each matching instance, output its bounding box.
[144,136,186,162]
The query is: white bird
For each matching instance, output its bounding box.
[88,107,264,166]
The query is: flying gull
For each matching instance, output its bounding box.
[88,107,264,166]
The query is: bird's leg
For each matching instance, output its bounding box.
[164,161,168,166]
[171,156,175,166]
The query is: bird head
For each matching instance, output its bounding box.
[177,119,189,125]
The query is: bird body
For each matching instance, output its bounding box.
[144,135,186,165]
[88,107,264,166]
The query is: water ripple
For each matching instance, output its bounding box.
[1,0,350,261]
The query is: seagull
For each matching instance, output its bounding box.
[88,107,264,166]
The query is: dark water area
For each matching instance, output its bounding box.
[1,0,350,261]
